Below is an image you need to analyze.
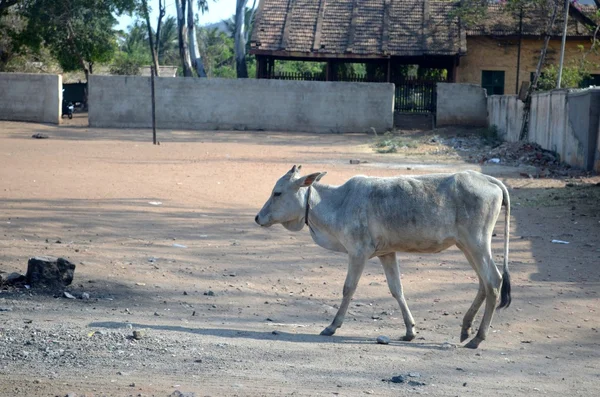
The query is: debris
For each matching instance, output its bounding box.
[31,133,49,139]
[135,282,146,286]
[376,335,390,345]
[551,240,570,244]
[63,291,76,299]
[390,375,405,384]
[0,307,13,312]
[26,256,75,289]
[169,391,196,397]
[172,243,187,248]
[487,158,501,163]
[440,342,456,350]
[81,292,90,299]
[408,372,421,378]
[0,272,26,285]
[148,201,162,206]
[408,380,427,387]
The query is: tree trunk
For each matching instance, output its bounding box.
[234,0,249,78]
[175,0,193,77]
[155,0,166,67]
[141,0,160,77]
[518,0,560,141]
[187,0,207,77]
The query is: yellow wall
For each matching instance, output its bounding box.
[457,36,600,94]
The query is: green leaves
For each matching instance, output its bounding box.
[17,0,137,74]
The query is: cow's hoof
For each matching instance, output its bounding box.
[464,337,483,349]
[401,334,416,342]
[460,331,470,342]
[320,327,336,336]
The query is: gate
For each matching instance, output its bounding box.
[393,78,443,113]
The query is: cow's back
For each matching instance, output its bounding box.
[338,171,502,254]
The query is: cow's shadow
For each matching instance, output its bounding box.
[88,321,458,351]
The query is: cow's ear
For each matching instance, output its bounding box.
[296,172,327,188]
[287,165,302,175]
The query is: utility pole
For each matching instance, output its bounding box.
[515,7,523,94]
[151,66,157,145]
[557,0,570,89]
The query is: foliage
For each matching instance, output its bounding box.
[17,0,137,75]
[197,26,236,77]
[373,132,418,154]
[536,61,591,90]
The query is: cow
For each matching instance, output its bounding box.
[255,165,511,349]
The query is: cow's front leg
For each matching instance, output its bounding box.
[320,254,367,336]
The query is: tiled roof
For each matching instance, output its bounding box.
[250,0,598,58]
[465,3,598,37]
[250,0,466,57]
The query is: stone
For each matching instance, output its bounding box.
[0,272,26,285]
[132,330,144,340]
[26,256,75,289]
[81,292,90,300]
[170,391,196,397]
[390,375,405,383]
[376,335,390,345]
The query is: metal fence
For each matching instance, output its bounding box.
[394,78,442,113]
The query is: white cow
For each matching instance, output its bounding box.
[255,165,511,348]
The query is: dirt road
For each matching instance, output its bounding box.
[0,121,599,397]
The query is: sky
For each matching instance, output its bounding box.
[116,0,238,31]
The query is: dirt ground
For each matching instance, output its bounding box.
[0,120,599,397]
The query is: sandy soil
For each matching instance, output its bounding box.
[0,121,599,397]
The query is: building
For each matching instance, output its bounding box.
[250,0,599,97]
[460,2,600,95]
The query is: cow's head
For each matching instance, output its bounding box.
[255,165,327,231]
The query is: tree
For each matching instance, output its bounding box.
[0,0,19,18]
[17,0,136,80]
[137,0,162,76]
[175,0,193,76]
[187,0,206,77]
[226,0,256,78]
[175,0,207,77]
[157,16,178,65]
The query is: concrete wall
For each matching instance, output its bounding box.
[88,76,394,133]
[0,73,61,124]
[487,95,524,141]
[436,83,488,127]
[488,88,600,171]
[457,36,600,95]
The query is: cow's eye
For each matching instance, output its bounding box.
[273,192,282,197]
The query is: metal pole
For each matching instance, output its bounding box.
[557,0,569,89]
[151,66,157,145]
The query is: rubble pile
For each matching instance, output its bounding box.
[476,141,560,167]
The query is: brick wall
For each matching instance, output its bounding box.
[457,36,600,95]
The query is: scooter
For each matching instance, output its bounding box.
[62,100,74,119]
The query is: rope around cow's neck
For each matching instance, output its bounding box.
[304,186,312,228]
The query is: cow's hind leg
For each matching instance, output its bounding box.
[320,254,367,336]
[379,253,416,341]
[462,241,502,349]
[457,243,486,342]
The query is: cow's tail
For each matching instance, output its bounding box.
[485,175,511,309]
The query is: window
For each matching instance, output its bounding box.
[581,74,600,88]
[482,70,505,95]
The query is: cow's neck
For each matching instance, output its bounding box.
[304,183,347,253]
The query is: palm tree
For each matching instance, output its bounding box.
[157,16,178,65]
